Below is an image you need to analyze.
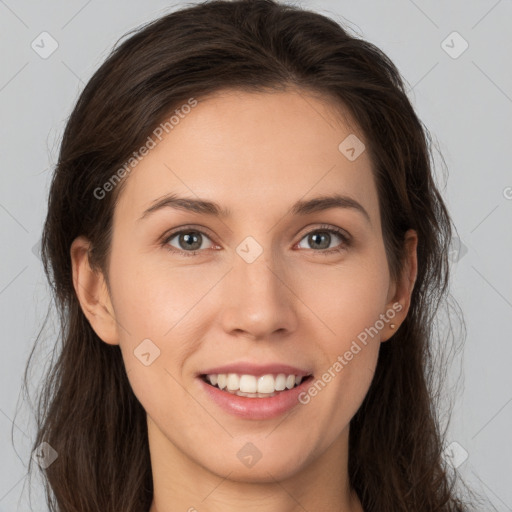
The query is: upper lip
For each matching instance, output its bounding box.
[199,362,313,377]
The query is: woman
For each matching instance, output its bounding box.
[22,0,485,510]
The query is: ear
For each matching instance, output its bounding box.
[70,236,120,345]
[381,229,418,342]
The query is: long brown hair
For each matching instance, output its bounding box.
[18,0,487,510]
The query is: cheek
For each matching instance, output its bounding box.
[108,249,222,396]
[292,246,388,418]
[108,245,216,339]
[293,245,390,348]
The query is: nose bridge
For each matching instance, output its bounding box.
[235,241,279,296]
[220,235,297,338]
[233,236,284,307]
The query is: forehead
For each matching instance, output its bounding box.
[113,88,380,228]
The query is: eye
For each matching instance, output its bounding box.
[162,227,216,256]
[161,223,351,257]
[296,225,351,254]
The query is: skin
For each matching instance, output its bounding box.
[71,88,417,512]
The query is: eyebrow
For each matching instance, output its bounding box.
[138,192,371,224]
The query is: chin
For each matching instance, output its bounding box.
[198,443,312,483]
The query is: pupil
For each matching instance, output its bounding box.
[181,232,201,250]
[310,231,330,250]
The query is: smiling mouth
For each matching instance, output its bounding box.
[200,373,314,398]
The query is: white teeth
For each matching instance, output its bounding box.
[275,374,287,391]
[226,373,239,391]
[205,373,306,394]
[239,374,257,393]
[257,374,275,394]
[217,374,227,390]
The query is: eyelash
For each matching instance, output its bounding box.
[160,224,351,258]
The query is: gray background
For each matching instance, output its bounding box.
[1,0,511,510]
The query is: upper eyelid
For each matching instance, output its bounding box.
[162,224,217,243]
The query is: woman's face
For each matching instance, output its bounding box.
[73,88,416,485]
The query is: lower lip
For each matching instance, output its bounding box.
[198,376,313,420]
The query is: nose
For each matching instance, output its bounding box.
[219,247,299,340]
